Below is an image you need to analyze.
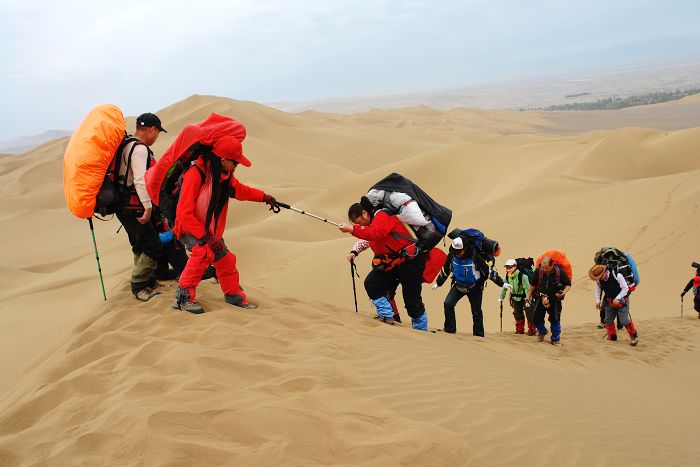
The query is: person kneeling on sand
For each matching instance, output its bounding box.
[171,143,279,314]
[526,256,570,345]
[432,237,503,337]
[338,197,429,330]
[589,264,639,346]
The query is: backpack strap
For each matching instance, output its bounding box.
[118,137,145,189]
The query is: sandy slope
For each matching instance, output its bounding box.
[0,95,699,465]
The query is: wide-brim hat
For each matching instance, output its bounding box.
[588,264,606,281]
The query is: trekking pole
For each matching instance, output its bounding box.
[276,201,340,227]
[681,295,684,318]
[351,262,359,313]
[88,217,107,301]
[499,302,503,333]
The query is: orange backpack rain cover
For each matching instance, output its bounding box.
[536,250,573,281]
[63,104,126,218]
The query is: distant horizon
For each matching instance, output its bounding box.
[3,0,700,140]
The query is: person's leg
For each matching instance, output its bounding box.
[524,300,536,335]
[549,302,562,344]
[603,303,618,341]
[176,235,214,309]
[388,279,401,322]
[398,254,428,330]
[364,269,396,320]
[212,241,250,307]
[533,299,547,338]
[616,304,638,343]
[467,286,485,337]
[512,299,525,334]
[117,211,162,297]
[443,286,465,333]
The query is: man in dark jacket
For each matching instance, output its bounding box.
[432,236,503,336]
[526,256,571,345]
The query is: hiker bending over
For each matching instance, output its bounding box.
[681,265,700,319]
[500,258,536,335]
[171,141,278,314]
[116,113,166,302]
[338,197,429,330]
[526,256,570,345]
[348,239,402,323]
[433,237,503,337]
[589,264,639,346]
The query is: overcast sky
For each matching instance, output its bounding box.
[1,0,699,140]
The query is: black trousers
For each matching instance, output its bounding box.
[443,283,484,336]
[155,239,189,280]
[116,210,163,292]
[364,253,426,320]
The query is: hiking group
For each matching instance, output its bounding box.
[64,107,695,346]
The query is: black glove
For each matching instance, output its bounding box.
[263,193,280,213]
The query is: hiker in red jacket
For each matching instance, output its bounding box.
[172,138,278,314]
[338,197,429,330]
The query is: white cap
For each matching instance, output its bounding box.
[451,237,464,250]
[505,259,517,267]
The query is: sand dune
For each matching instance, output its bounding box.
[1,96,699,465]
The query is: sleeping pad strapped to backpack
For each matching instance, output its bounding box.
[447,228,501,257]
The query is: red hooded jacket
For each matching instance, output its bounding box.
[352,210,415,255]
[174,157,264,240]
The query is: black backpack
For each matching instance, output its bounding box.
[157,143,212,226]
[513,257,535,287]
[94,135,145,216]
[371,173,452,250]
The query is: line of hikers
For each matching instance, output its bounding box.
[77,110,698,346]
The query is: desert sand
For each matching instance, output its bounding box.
[0,94,699,466]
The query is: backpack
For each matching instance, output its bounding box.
[369,173,452,250]
[146,113,248,225]
[594,247,640,290]
[535,250,573,287]
[447,228,500,256]
[513,257,535,287]
[64,104,140,218]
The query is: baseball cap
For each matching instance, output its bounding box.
[136,113,167,132]
[213,136,252,167]
[505,259,517,267]
[451,237,464,250]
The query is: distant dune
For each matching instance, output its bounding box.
[0,94,699,465]
[0,130,72,155]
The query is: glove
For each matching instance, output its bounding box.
[431,283,439,291]
[158,230,174,245]
[262,193,280,213]
[503,283,512,290]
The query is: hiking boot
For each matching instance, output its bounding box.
[135,287,160,302]
[394,314,402,324]
[224,293,257,310]
[630,334,639,346]
[237,302,258,310]
[171,299,204,314]
[537,333,545,342]
[597,323,605,329]
[527,329,537,336]
[374,315,395,325]
[550,339,561,346]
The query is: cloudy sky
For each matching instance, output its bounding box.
[1,0,699,140]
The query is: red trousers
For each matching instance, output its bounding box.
[179,242,244,302]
